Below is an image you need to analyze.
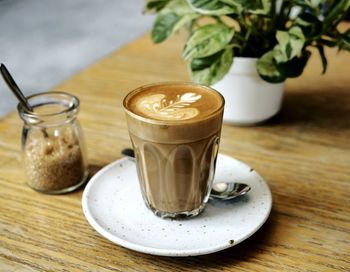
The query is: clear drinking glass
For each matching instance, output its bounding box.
[123,82,224,218]
[18,92,88,194]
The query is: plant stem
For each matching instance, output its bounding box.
[276,0,292,29]
[240,28,252,56]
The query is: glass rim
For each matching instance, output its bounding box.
[17,91,80,119]
[123,81,225,125]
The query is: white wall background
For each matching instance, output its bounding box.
[0,0,154,116]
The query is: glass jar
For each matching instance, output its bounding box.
[18,92,88,194]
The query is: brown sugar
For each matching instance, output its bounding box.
[24,129,85,192]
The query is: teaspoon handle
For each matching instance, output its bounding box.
[1,64,49,138]
[0,64,33,112]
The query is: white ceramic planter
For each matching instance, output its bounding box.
[212,57,284,125]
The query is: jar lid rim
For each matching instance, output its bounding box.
[18,91,80,119]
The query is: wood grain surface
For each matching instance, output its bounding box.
[1,24,350,271]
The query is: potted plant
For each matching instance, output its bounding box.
[144,0,350,125]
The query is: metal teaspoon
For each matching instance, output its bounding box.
[0,63,49,138]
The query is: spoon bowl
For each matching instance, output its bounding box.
[211,182,251,200]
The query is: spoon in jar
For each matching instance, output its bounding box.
[121,148,251,200]
[0,64,49,138]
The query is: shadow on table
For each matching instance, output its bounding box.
[73,164,104,193]
[267,90,350,130]
[88,164,104,178]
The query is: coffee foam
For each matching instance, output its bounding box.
[137,92,201,120]
[125,84,223,122]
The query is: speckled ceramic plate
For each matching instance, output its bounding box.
[82,153,272,257]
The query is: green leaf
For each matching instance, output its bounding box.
[176,14,199,33]
[218,0,243,12]
[190,50,222,71]
[152,13,181,43]
[274,26,305,63]
[187,0,236,15]
[183,24,234,59]
[161,0,194,15]
[323,0,350,30]
[316,45,327,74]
[144,0,170,13]
[294,12,323,37]
[291,0,312,8]
[257,51,287,83]
[274,31,289,62]
[285,50,311,78]
[338,29,350,51]
[245,0,271,15]
[151,0,198,43]
[258,48,311,82]
[294,17,311,27]
[190,47,233,85]
[220,0,270,14]
[305,0,323,8]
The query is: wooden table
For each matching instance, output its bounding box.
[1,28,349,271]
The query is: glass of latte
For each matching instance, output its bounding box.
[123,82,224,218]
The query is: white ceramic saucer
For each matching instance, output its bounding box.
[82,153,272,257]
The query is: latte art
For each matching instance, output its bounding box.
[124,83,223,122]
[137,92,202,120]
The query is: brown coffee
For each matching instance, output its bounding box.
[123,82,224,218]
